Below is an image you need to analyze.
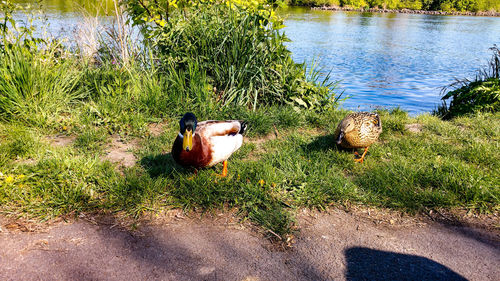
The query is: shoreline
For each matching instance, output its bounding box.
[311,6,500,17]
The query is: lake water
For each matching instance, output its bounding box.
[9,2,500,114]
[281,8,500,114]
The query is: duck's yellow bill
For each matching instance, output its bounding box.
[183,130,193,151]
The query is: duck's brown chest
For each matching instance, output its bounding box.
[172,135,213,168]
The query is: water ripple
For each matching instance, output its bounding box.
[281,8,500,115]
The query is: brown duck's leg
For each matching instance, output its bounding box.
[188,169,198,180]
[354,147,369,163]
[218,160,228,177]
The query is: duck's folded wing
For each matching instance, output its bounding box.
[197,120,242,137]
[208,134,244,166]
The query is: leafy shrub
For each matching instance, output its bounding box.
[296,0,341,6]
[437,46,500,119]
[123,1,337,111]
[437,78,500,119]
[341,0,369,8]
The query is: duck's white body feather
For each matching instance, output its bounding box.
[196,120,244,167]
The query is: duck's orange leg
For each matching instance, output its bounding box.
[218,160,228,177]
[354,147,369,163]
[187,169,198,180]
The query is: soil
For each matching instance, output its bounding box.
[148,121,168,137]
[405,123,423,133]
[103,135,138,168]
[46,134,77,147]
[1,208,498,281]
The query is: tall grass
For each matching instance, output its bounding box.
[0,44,85,126]
[126,2,337,111]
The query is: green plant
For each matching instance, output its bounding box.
[0,45,85,126]
[437,46,500,119]
[123,1,338,111]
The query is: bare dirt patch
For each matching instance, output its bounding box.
[405,123,423,133]
[1,208,498,281]
[13,158,38,166]
[103,135,139,168]
[148,120,168,137]
[243,133,279,161]
[45,134,76,147]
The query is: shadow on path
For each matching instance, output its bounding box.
[345,247,467,281]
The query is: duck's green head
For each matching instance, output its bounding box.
[179,112,197,152]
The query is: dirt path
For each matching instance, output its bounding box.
[1,209,498,281]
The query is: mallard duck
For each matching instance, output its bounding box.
[334,112,382,163]
[172,112,247,177]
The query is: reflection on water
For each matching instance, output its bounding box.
[9,3,500,114]
[11,0,118,42]
[281,7,500,114]
[13,0,117,15]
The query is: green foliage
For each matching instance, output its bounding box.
[437,78,500,119]
[341,0,369,8]
[0,2,85,127]
[0,124,41,164]
[292,0,341,6]
[123,1,337,111]
[1,106,499,236]
[288,0,499,11]
[0,46,85,126]
[74,127,109,154]
[1,1,499,238]
[428,0,483,11]
[437,46,500,119]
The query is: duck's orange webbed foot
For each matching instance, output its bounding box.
[354,147,369,163]
[354,157,364,163]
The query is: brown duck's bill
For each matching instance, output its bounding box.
[336,131,344,144]
[183,130,193,151]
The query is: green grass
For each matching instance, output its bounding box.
[1,109,498,237]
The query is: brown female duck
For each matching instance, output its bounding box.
[172,113,247,177]
[334,112,382,163]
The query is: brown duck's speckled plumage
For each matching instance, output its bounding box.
[334,112,382,149]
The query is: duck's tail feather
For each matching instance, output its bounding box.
[239,121,248,135]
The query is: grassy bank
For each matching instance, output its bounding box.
[0,1,499,237]
[288,0,500,13]
[1,109,499,236]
